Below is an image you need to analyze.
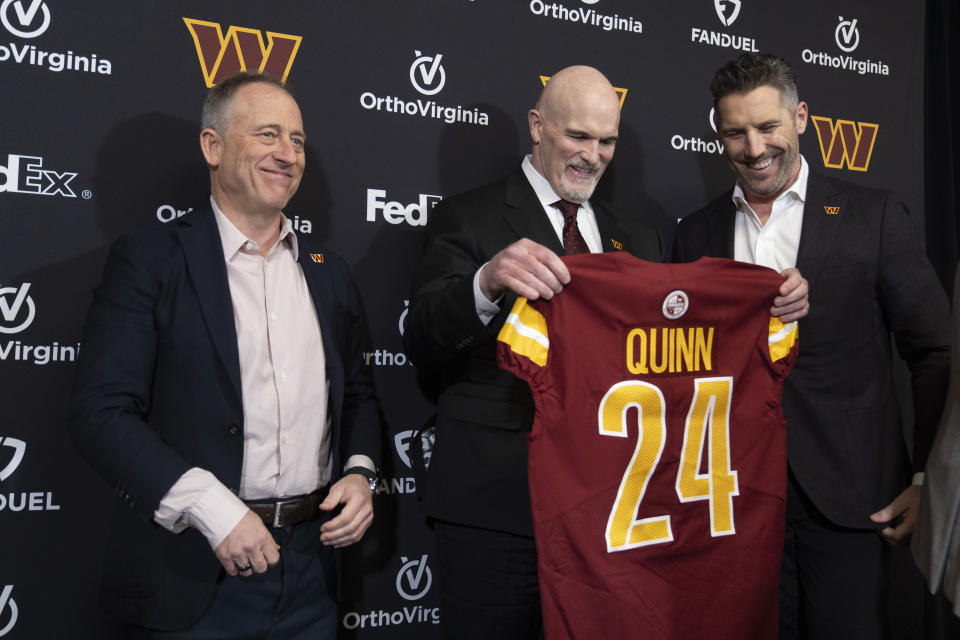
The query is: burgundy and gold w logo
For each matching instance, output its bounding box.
[810,116,878,172]
[183,18,302,87]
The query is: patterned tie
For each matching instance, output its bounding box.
[555,199,590,255]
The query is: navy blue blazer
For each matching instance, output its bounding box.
[70,205,381,629]
[673,170,950,528]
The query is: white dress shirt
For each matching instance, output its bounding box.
[474,155,603,323]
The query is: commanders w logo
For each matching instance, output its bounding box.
[810,116,878,172]
[183,18,302,87]
[539,75,628,109]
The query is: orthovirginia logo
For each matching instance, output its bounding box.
[811,116,878,171]
[801,16,888,76]
[340,555,439,630]
[670,108,725,156]
[396,554,433,601]
[528,1,642,35]
[1,0,49,38]
[0,0,112,75]
[183,18,301,87]
[0,283,34,334]
[360,50,489,126]
[0,585,17,638]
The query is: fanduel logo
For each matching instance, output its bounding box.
[0,437,25,482]
[691,0,756,52]
[0,585,17,638]
[1,0,48,38]
[366,189,441,227]
[714,0,741,27]
[396,555,432,601]
[0,437,61,512]
[528,1,642,35]
[183,18,301,87]
[360,50,490,127]
[811,116,878,171]
[0,154,85,198]
[0,283,34,334]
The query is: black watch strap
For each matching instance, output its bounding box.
[344,466,379,491]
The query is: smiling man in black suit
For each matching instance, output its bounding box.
[673,52,951,639]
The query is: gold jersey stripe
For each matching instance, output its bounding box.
[497,298,549,367]
[768,318,798,362]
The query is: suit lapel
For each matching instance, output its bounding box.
[176,206,242,404]
[796,172,845,285]
[709,195,737,258]
[593,201,631,253]
[502,168,565,254]
[297,251,342,384]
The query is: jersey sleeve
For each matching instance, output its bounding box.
[766,316,799,377]
[496,296,551,387]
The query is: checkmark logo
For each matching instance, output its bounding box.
[0,283,35,334]
[0,0,50,38]
[834,16,860,53]
[409,50,446,96]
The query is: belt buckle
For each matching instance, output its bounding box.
[272,497,299,528]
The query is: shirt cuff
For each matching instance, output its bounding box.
[344,454,376,474]
[912,472,925,486]
[154,467,250,550]
[473,263,501,326]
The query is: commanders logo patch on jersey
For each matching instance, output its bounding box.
[662,290,689,319]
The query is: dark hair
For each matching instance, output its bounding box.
[201,71,293,133]
[710,53,798,113]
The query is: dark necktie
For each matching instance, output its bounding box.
[555,199,590,255]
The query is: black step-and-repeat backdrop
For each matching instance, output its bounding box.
[0,1,925,637]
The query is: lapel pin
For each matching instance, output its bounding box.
[823,206,840,215]
[309,253,324,263]
[611,239,624,251]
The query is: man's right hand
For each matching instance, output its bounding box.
[214,509,280,576]
[479,238,570,302]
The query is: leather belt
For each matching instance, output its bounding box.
[245,488,326,528]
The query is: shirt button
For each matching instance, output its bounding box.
[227,424,240,436]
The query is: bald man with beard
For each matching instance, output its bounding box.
[403,64,659,639]
[406,64,808,638]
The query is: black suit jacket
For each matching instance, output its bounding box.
[403,167,662,536]
[673,170,950,529]
[69,205,381,629]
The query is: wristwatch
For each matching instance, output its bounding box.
[344,466,380,492]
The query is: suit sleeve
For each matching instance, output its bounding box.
[875,194,951,471]
[69,235,193,521]
[403,197,502,372]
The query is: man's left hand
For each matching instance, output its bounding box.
[318,473,374,548]
[773,268,809,323]
[870,484,921,546]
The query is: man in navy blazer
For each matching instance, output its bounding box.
[70,72,381,638]
[673,52,950,639]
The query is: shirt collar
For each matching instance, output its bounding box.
[210,196,299,261]
[522,155,566,209]
[732,154,809,210]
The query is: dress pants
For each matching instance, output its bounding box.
[132,514,338,640]
[779,469,889,639]
[434,519,543,640]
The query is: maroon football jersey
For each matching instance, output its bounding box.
[497,254,798,640]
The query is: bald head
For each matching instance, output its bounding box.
[528,66,621,203]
